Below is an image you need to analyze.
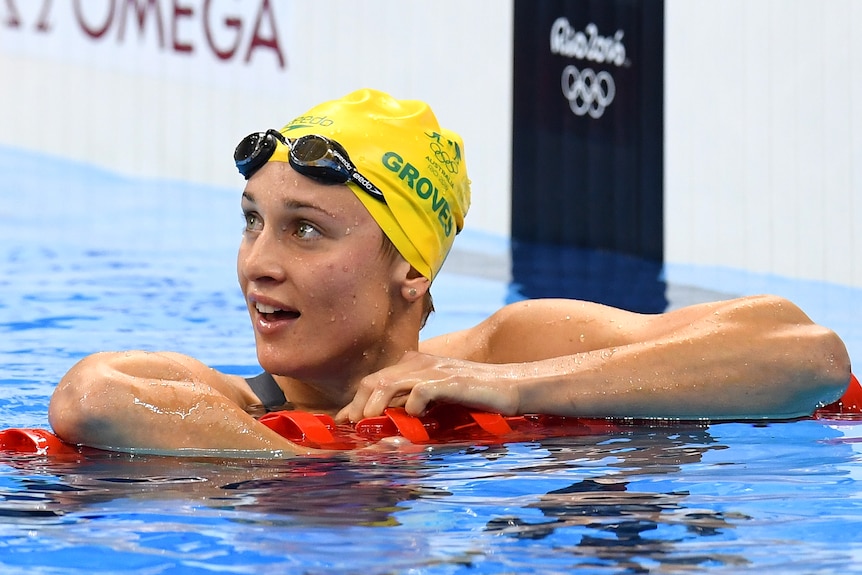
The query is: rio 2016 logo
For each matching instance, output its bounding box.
[550,18,626,121]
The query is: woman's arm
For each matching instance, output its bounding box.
[48,351,310,455]
[340,295,852,421]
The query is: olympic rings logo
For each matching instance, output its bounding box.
[426,132,461,175]
[560,65,616,119]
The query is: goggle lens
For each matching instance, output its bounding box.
[290,136,350,184]
[234,131,277,177]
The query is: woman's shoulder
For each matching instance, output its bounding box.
[419,299,641,363]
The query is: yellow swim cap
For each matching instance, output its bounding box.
[270,88,470,280]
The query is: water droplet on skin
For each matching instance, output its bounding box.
[330,316,336,322]
[579,334,586,342]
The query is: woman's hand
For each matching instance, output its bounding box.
[336,351,522,423]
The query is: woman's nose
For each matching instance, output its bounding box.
[239,231,287,284]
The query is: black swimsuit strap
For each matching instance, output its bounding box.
[245,372,290,412]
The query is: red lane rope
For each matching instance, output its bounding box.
[4,374,860,455]
[814,373,862,419]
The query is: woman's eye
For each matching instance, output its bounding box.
[296,222,322,239]
[243,212,263,232]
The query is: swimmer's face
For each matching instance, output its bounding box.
[237,161,411,392]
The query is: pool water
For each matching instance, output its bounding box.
[2,147,862,574]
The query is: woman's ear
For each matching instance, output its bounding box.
[401,266,431,302]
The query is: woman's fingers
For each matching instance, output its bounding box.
[338,352,522,424]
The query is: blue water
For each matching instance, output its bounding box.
[2,147,862,574]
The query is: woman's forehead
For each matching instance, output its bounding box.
[244,163,363,210]
[242,162,377,227]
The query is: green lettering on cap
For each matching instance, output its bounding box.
[415,178,434,199]
[381,151,453,237]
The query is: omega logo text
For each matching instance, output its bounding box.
[3,0,286,69]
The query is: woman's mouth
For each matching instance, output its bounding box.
[254,302,300,322]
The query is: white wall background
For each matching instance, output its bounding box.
[1,0,859,289]
[665,0,861,288]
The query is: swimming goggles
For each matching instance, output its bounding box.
[234,129,386,203]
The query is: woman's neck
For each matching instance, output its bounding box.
[274,336,419,414]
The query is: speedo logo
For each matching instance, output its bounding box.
[382,152,453,237]
[283,115,334,130]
